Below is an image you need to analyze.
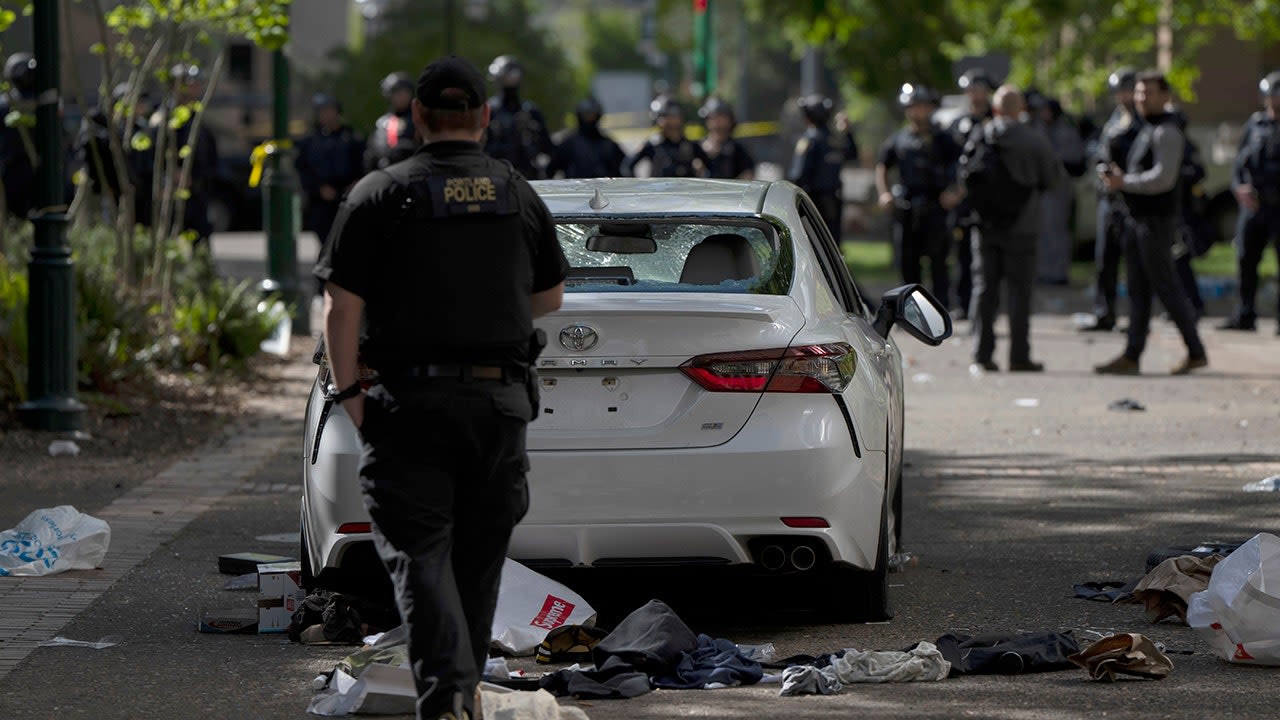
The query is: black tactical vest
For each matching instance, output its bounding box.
[363,154,535,371]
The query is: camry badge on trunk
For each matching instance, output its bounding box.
[559,324,599,352]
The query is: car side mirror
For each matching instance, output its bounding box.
[872,284,953,346]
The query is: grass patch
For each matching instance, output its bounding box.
[842,238,1278,289]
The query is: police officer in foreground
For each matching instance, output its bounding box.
[365,72,418,172]
[1,52,38,219]
[1081,67,1142,332]
[947,68,997,318]
[296,93,365,248]
[1096,71,1207,376]
[789,94,852,240]
[699,97,755,180]
[485,55,553,179]
[622,96,710,178]
[875,84,961,302]
[316,56,568,720]
[1221,70,1280,333]
[545,96,625,178]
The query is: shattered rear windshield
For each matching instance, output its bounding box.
[553,219,792,295]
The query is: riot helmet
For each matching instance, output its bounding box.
[649,95,685,124]
[575,96,603,128]
[380,72,414,99]
[312,93,341,112]
[1260,71,1280,98]
[171,63,202,85]
[699,97,736,125]
[897,84,936,109]
[488,55,524,89]
[798,94,833,126]
[958,68,996,91]
[1108,67,1137,94]
[4,53,36,98]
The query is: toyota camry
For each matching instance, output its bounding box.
[301,178,951,621]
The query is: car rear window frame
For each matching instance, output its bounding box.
[550,214,795,296]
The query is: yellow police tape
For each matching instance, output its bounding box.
[248,139,293,188]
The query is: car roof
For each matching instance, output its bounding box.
[531,178,775,217]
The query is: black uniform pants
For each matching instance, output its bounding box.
[1092,195,1125,322]
[358,379,531,720]
[948,209,975,313]
[971,228,1036,365]
[894,203,949,305]
[1123,214,1206,362]
[813,192,843,244]
[1233,204,1280,322]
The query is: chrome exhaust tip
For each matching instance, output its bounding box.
[760,545,787,571]
[790,544,817,571]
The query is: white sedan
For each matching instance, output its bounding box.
[301,178,951,621]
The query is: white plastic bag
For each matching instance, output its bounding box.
[1188,532,1280,665]
[0,506,111,576]
[489,559,596,656]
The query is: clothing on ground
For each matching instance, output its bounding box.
[538,659,652,700]
[1073,580,1137,603]
[934,631,1080,676]
[778,642,949,695]
[1068,632,1174,681]
[779,665,842,696]
[651,634,764,690]
[1125,554,1223,624]
[591,599,699,675]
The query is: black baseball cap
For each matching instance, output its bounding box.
[416,56,487,111]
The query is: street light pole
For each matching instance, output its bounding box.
[19,0,85,431]
[263,47,306,335]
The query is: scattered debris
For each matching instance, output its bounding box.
[37,635,121,650]
[888,552,917,573]
[1108,398,1146,412]
[1068,633,1173,681]
[47,440,80,457]
[1124,555,1223,624]
[911,373,935,384]
[736,643,776,664]
[198,607,258,634]
[1014,398,1041,408]
[1242,476,1280,493]
[218,551,295,575]
[935,631,1080,675]
[222,572,258,591]
[254,533,298,544]
[491,559,597,656]
[1189,533,1280,665]
[0,506,111,576]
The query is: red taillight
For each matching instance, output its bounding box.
[336,522,371,534]
[680,344,856,393]
[781,517,830,528]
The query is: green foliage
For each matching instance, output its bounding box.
[584,8,650,74]
[319,0,578,135]
[0,232,29,405]
[0,224,283,412]
[749,0,1280,111]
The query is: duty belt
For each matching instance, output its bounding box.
[400,364,529,382]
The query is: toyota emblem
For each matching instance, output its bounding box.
[559,324,599,352]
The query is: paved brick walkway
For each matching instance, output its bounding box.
[0,364,310,679]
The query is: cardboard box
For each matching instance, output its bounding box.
[257,561,306,633]
[218,551,294,575]
[198,606,258,634]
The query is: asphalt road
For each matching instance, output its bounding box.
[3,306,1280,718]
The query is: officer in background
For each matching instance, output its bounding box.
[545,96,624,179]
[1221,70,1280,333]
[316,56,568,720]
[485,55,553,179]
[1035,96,1085,285]
[296,93,365,249]
[946,68,997,318]
[622,96,710,178]
[79,83,155,226]
[159,64,217,246]
[1081,68,1141,332]
[1096,71,1207,376]
[875,84,961,302]
[699,97,755,180]
[1,52,38,219]
[1170,106,1208,319]
[789,94,849,241]
[365,72,418,172]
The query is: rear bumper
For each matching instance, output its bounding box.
[515,394,886,570]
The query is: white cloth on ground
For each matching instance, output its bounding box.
[831,641,950,683]
[778,665,842,696]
